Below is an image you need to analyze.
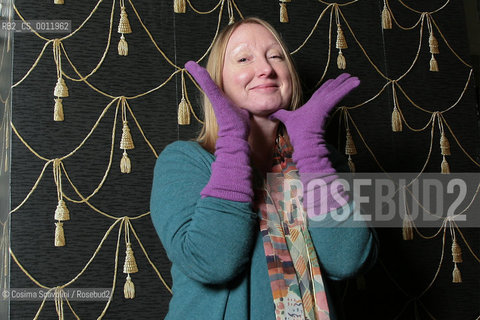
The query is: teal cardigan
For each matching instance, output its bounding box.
[150,140,377,319]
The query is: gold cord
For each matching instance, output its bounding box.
[397,0,450,15]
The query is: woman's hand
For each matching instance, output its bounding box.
[185,61,250,139]
[185,61,254,202]
[269,73,359,145]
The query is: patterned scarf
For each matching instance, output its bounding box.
[254,135,330,320]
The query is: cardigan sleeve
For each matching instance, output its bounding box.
[307,145,378,281]
[149,141,258,285]
[307,202,378,280]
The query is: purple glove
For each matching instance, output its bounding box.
[185,61,253,202]
[270,73,360,215]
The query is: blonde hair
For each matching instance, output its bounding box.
[196,17,302,153]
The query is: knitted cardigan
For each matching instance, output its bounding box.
[150,140,377,320]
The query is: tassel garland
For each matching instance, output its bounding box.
[178,97,190,125]
[120,151,132,174]
[55,222,65,247]
[381,3,392,29]
[118,5,132,56]
[118,34,129,56]
[391,107,402,132]
[54,98,64,122]
[280,2,288,23]
[123,242,138,299]
[336,23,347,70]
[174,0,186,13]
[53,159,69,247]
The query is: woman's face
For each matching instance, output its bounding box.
[222,23,292,117]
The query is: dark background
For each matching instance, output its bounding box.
[10,0,480,319]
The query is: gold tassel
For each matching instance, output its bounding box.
[118,6,132,34]
[124,275,135,299]
[120,151,131,174]
[174,0,186,13]
[381,4,392,29]
[452,239,463,263]
[402,214,413,240]
[54,199,70,221]
[452,264,462,283]
[55,222,65,247]
[54,77,69,98]
[430,55,439,72]
[345,129,357,155]
[118,34,128,56]
[54,98,64,122]
[178,97,190,125]
[54,0,64,4]
[280,2,288,23]
[441,155,450,174]
[336,24,348,50]
[348,155,355,173]
[123,242,139,274]
[337,51,346,70]
[440,132,450,155]
[429,33,439,54]
[391,107,402,132]
[120,121,135,150]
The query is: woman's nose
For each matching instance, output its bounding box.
[256,58,275,77]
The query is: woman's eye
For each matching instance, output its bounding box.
[238,57,248,63]
[269,54,283,60]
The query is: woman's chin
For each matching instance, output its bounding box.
[249,105,287,117]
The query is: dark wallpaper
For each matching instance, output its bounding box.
[9,1,480,319]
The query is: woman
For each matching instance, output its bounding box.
[150,17,377,320]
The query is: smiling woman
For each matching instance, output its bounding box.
[150,17,377,320]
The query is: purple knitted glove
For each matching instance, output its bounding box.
[270,73,360,216]
[185,61,253,202]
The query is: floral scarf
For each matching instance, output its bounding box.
[254,135,330,320]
